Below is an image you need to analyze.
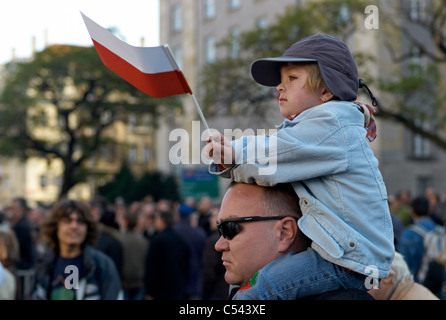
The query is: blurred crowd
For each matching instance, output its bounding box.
[388,187,446,299]
[0,194,229,300]
[1,186,446,300]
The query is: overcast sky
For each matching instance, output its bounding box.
[0,0,160,64]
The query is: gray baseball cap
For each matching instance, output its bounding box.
[251,33,359,101]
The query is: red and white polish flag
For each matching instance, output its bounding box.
[81,12,192,98]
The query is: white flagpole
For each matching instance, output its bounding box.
[190,93,214,140]
[162,45,214,142]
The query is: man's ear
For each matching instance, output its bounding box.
[277,217,299,253]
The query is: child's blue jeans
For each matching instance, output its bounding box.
[233,247,367,300]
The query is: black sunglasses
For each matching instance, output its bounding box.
[216,216,297,240]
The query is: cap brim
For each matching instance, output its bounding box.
[251,57,317,86]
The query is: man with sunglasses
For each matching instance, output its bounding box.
[215,182,374,300]
[215,182,310,298]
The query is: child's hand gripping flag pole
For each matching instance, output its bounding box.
[81,12,213,140]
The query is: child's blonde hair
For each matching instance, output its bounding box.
[289,62,329,94]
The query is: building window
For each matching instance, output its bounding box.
[416,176,431,196]
[409,0,425,21]
[410,120,431,159]
[100,110,112,125]
[256,17,270,51]
[128,113,137,132]
[129,146,138,163]
[412,132,431,159]
[57,114,64,128]
[204,0,216,19]
[39,111,47,126]
[257,17,269,30]
[40,175,48,188]
[172,5,182,32]
[100,145,112,161]
[205,36,217,64]
[230,28,241,59]
[173,48,183,70]
[55,176,62,188]
[140,114,151,133]
[143,146,150,163]
[336,4,351,25]
[410,46,422,64]
[229,0,241,10]
[409,46,426,75]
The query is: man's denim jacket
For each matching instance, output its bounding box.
[209,101,395,279]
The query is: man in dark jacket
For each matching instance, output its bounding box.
[173,203,207,299]
[9,197,37,299]
[9,197,36,270]
[89,196,124,278]
[144,210,190,300]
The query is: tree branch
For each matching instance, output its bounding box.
[376,101,446,150]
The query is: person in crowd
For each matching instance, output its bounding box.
[31,198,122,300]
[156,199,173,213]
[144,210,190,300]
[425,187,445,225]
[138,202,158,241]
[113,196,127,230]
[88,195,123,278]
[8,197,36,270]
[8,197,37,299]
[388,196,405,248]
[393,190,412,227]
[215,181,373,300]
[27,205,48,258]
[0,210,10,230]
[0,261,15,300]
[0,229,20,299]
[196,196,214,236]
[173,203,207,299]
[201,206,230,300]
[368,252,439,300]
[120,210,149,300]
[398,196,437,282]
[442,189,446,215]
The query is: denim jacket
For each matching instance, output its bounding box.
[209,101,395,279]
